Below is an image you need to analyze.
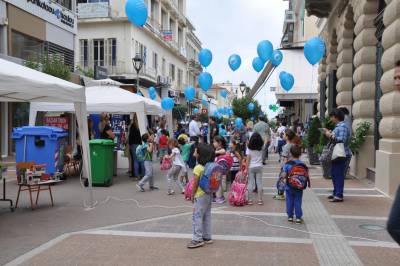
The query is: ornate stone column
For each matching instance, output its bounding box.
[351,0,378,178]
[317,58,327,117]
[325,30,338,117]
[376,0,400,196]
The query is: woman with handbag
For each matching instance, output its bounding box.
[322,109,350,202]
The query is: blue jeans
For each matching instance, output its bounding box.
[192,193,212,242]
[331,159,346,199]
[285,187,303,218]
[130,144,144,177]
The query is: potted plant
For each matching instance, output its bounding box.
[304,116,321,165]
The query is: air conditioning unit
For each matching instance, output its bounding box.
[284,10,295,23]
[0,18,8,25]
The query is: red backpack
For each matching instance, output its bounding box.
[215,153,233,174]
[286,161,310,190]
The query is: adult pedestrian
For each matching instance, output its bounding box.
[209,117,219,142]
[338,107,352,177]
[99,113,115,140]
[277,122,287,162]
[129,115,144,179]
[388,63,400,244]
[189,115,201,141]
[254,115,271,165]
[323,108,350,202]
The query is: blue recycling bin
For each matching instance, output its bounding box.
[12,126,68,174]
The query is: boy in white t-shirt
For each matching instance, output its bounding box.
[245,132,264,205]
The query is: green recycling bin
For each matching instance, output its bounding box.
[89,139,115,186]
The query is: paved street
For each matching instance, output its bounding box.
[1,154,399,266]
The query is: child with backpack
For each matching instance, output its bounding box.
[229,139,242,186]
[136,133,158,192]
[163,139,186,195]
[178,136,191,192]
[245,132,264,205]
[158,129,169,164]
[282,145,310,224]
[187,144,216,249]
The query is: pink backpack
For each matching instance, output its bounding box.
[215,153,233,174]
[160,157,172,171]
[184,178,195,200]
[228,170,248,206]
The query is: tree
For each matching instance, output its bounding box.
[172,104,188,121]
[231,97,262,121]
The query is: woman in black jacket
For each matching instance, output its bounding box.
[129,116,143,178]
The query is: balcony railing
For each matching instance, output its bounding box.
[77,60,126,75]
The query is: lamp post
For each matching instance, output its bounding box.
[239,81,246,97]
[132,53,143,94]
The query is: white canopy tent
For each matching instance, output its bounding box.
[29,85,166,136]
[0,58,94,206]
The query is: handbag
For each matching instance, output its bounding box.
[331,142,346,161]
[319,141,334,163]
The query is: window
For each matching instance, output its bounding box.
[93,39,104,66]
[11,30,43,61]
[55,0,72,10]
[106,38,116,66]
[169,63,175,81]
[153,52,158,72]
[135,41,147,66]
[79,39,88,67]
[178,68,183,89]
[162,58,166,76]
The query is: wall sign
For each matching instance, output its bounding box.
[44,116,69,130]
[5,0,77,33]
[78,3,109,19]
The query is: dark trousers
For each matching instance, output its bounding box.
[331,159,346,199]
[285,188,303,218]
[388,186,400,245]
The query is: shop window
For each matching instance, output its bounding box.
[169,64,175,81]
[11,31,43,61]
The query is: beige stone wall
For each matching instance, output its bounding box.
[351,0,378,179]
[317,58,327,117]
[376,0,400,196]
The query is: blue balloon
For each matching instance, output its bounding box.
[220,89,228,98]
[198,72,213,92]
[125,0,148,27]
[213,110,219,117]
[227,107,233,116]
[279,71,287,80]
[271,50,283,66]
[149,92,156,100]
[257,40,273,62]
[193,108,199,114]
[161,97,175,110]
[202,99,208,106]
[218,107,226,115]
[198,49,213,68]
[184,86,196,101]
[235,117,243,128]
[304,37,325,65]
[228,54,241,71]
[269,104,273,110]
[280,72,295,91]
[252,57,265,72]
[248,102,255,111]
[149,86,156,95]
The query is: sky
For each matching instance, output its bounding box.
[186,0,288,118]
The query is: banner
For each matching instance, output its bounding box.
[44,116,69,130]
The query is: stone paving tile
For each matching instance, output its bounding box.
[111,213,310,239]
[334,218,393,242]
[224,198,287,213]
[353,246,400,266]
[319,196,393,217]
[21,234,320,266]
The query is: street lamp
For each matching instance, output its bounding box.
[132,53,143,93]
[239,81,246,97]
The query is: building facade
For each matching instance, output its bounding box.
[0,0,78,158]
[309,0,399,196]
[76,0,201,106]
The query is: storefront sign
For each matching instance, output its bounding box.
[5,0,77,33]
[201,108,208,114]
[78,3,109,19]
[94,65,108,80]
[162,30,173,41]
[44,116,69,130]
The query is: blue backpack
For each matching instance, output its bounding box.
[199,162,224,193]
[135,143,147,162]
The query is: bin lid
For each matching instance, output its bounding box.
[12,126,68,139]
[89,139,115,146]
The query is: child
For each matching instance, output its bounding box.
[229,139,242,185]
[282,145,309,224]
[164,139,186,195]
[213,135,227,204]
[269,128,277,153]
[245,132,264,205]
[178,136,191,191]
[158,129,169,164]
[187,144,215,249]
[137,133,158,192]
[274,129,298,200]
